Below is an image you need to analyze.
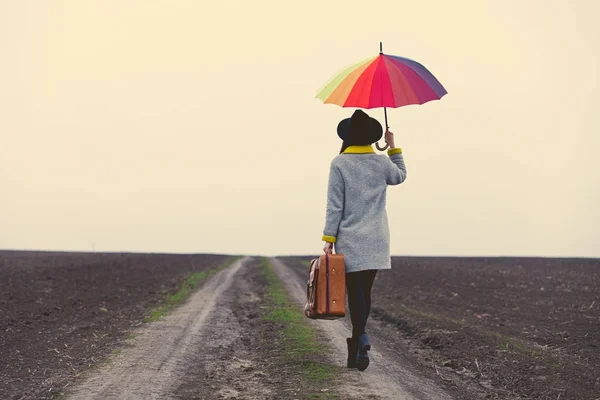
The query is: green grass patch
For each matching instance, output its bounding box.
[260,258,340,399]
[144,257,240,323]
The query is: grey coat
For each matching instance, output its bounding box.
[322,145,407,273]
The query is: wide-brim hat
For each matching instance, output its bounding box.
[337,109,383,145]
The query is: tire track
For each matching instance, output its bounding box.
[270,257,453,400]
[67,257,248,400]
[172,257,273,399]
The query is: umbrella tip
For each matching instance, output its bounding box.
[379,41,383,54]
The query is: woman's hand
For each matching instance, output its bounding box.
[323,242,334,254]
[385,129,396,149]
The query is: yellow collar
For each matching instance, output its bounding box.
[343,145,375,154]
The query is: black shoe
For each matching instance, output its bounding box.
[356,334,371,371]
[346,338,358,368]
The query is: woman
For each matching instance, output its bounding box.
[322,109,407,371]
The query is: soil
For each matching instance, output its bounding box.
[2,254,348,399]
[0,251,232,399]
[4,251,598,399]
[279,256,600,400]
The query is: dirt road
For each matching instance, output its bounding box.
[66,256,453,400]
[67,257,249,399]
[270,258,453,400]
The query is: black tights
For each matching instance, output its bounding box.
[346,270,377,339]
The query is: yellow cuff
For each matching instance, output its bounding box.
[322,235,337,243]
[388,147,402,155]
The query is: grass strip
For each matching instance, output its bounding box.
[144,256,240,322]
[260,258,340,400]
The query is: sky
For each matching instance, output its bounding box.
[1,1,599,258]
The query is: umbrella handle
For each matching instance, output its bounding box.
[375,142,389,151]
[376,106,390,151]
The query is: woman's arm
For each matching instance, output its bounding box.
[385,130,407,185]
[322,161,345,244]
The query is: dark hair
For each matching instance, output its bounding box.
[339,141,351,154]
[339,131,363,154]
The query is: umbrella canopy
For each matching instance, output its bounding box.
[316,53,447,109]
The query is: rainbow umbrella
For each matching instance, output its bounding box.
[317,42,447,150]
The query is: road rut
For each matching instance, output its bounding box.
[67,257,248,399]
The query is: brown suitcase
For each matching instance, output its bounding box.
[304,254,346,319]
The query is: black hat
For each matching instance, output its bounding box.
[337,109,383,145]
